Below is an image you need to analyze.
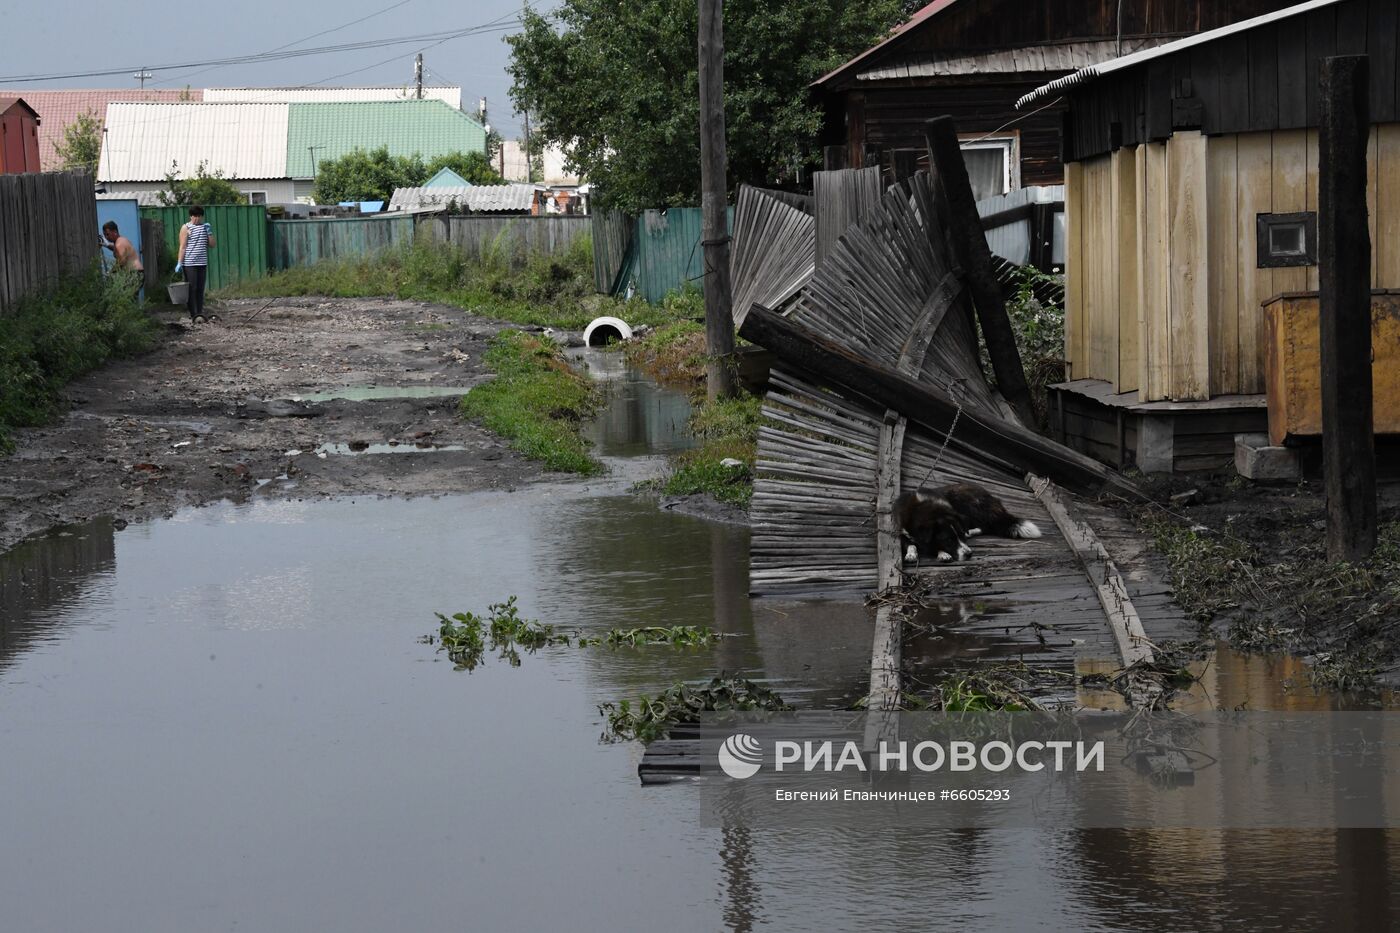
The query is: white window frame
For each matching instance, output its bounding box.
[243,190,268,205]
[957,133,1021,198]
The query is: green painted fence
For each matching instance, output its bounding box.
[139,205,268,291]
[599,207,731,303]
[269,215,416,270]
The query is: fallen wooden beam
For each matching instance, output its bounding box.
[740,305,1131,495]
[1027,474,1154,668]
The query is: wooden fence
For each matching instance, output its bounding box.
[419,214,591,263]
[0,172,100,313]
[269,214,416,270]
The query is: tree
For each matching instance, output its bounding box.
[312,148,501,202]
[311,147,426,203]
[425,151,505,185]
[507,0,906,213]
[55,109,102,176]
[157,161,247,206]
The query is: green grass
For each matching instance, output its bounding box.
[622,316,707,384]
[459,330,603,474]
[0,266,159,452]
[660,392,762,508]
[220,234,695,331]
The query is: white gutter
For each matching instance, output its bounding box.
[1015,0,1344,109]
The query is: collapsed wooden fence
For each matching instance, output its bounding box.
[0,172,100,313]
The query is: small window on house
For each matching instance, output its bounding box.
[244,190,268,205]
[959,136,1019,202]
[1256,212,1317,268]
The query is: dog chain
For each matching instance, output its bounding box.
[913,377,966,490]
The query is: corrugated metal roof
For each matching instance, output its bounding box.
[388,184,538,213]
[0,88,203,170]
[206,86,462,108]
[285,100,487,179]
[1017,0,1342,109]
[96,189,168,205]
[857,37,1173,81]
[98,102,290,182]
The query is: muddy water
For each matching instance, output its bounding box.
[1,367,1397,932]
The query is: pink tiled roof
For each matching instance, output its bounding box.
[0,88,204,170]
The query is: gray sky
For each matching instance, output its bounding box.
[0,0,546,137]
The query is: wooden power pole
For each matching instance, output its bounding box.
[1319,55,1377,561]
[698,0,737,400]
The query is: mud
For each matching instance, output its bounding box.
[0,297,555,553]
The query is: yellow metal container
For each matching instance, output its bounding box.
[1264,291,1400,445]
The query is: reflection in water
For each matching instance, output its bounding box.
[0,365,1396,931]
[579,348,697,458]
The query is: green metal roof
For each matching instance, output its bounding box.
[286,100,486,179]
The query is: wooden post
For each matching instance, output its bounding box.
[698,0,737,399]
[822,145,848,171]
[924,116,1040,429]
[1319,55,1377,561]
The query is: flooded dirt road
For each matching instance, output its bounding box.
[0,298,547,553]
[2,358,1397,931]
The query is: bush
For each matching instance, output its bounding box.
[0,266,159,451]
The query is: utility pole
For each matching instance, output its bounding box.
[308,145,322,195]
[697,0,737,400]
[414,53,423,99]
[1319,55,1377,561]
[522,109,533,183]
[134,68,153,89]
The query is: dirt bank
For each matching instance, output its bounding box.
[0,297,558,553]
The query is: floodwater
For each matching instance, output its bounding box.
[2,363,1397,932]
[289,385,476,403]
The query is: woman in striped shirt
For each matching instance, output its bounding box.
[175,205,216,323]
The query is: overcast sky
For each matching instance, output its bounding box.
[0,0,547,137]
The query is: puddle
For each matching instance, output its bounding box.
[314,442,469,456]
[2,362,1397,931]
[287,386,475,403]
[577,348,697,458]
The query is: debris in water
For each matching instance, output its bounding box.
[599,675,791,744]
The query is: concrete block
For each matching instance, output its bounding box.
[1235,433,1300,482]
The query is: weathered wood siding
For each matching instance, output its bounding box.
[424,215,591,263]
[269,215,415,270]
[1063,0,1395,162]
[1069,124,1400,401]
[0,172,100,313]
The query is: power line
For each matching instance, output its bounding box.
[151,0,419,88]
[0,17,520,84]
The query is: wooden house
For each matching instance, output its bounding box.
[1020,0,1400,471]
[0,98,41,175]
[811,0,1297,198]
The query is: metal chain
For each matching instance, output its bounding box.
[913,377,966,490]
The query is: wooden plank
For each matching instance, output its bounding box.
[1305,127,1322,292]
[1028,475,1154,669]
[1276,17,1310,128]
[1271,129,1310,294]
[1368,127,1380,290]
[1113,147,1139,394]
[1138,142,1170,401]
[1207,135,1241,396]
[1248,26,1280,132]
[1368,0,1399,123]
[1087,156,1114,386]
[1236,132,1275,395]
[1065,161,1085,381]
[1377,124,1400,288]
[1166,131,1210,401]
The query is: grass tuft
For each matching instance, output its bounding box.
[0,266,159,452]
[660,392,762,507]
[459,331,603,474]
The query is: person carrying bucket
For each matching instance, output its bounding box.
[175,206,216,323]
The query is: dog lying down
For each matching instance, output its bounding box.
[894,482,1041,563]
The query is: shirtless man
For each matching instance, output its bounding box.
[102,221,143,273]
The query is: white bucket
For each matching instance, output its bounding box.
[166,281,189,305]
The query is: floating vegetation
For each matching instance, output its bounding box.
[430,597,570,670]
[580,625,718,648]
[600,675,792,744]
